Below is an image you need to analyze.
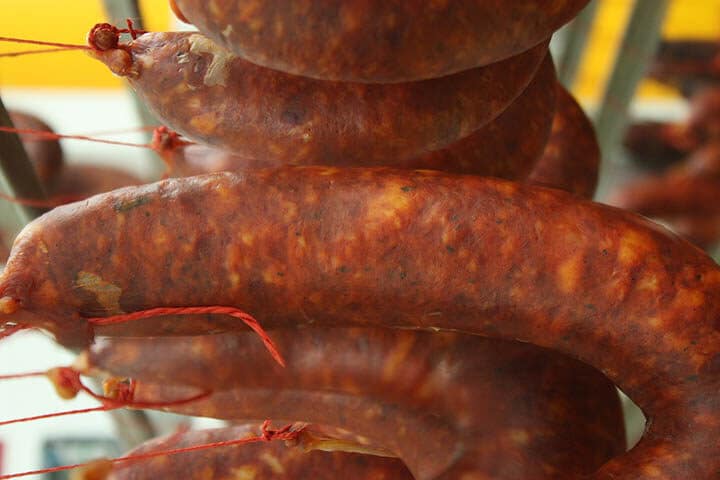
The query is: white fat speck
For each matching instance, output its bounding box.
[176,52,190,64]
[188,34,235,87]
[136,52,155,69]
[222,25,234,38]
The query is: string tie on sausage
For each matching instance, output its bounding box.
[87,20,146,52]
[0,20,144,59]
[87,306,286,367]
[151,126,195,176]
[0,366,212,427]
[151,126,193,154]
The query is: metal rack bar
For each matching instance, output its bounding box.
[594,0,670,198]
[102,0,158,125]
[557,1,601,88]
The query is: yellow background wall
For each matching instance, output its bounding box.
[574,0,720,101]
[1,0,720,99]
[0,0,170,87]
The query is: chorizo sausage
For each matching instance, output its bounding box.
[623,88,720,168]
[105,423,413,480]
[83,328,625,478]
[91,32,548,166]
[622,121,696,168]
[526,84,599,198]
[650,39,720,96]
[7,110,63,188]
[167,55,556,181]
[609,176,720,217]
[2,166,719,478]
[171,0,588,83]
[608,144,720,248]
[608,144,720,216]
[687,86,720,139]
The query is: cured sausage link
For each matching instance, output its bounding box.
[527,85,599,198]
[172,0,588,83]
[84,329,625,478]
[91,32,547,168]
[166,54,557,181]
[2,167,719,478]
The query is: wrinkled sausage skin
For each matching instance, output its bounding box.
[107,423,413,480]
[87,329,626,479]
[168,55,556,181]
[3,166,720,478]
[92,32,548,167]
[172,0,588,83]
[527,84,599,198]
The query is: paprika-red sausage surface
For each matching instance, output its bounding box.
[171,0,588,83]
[168,55,556,181]
[2,167,720,478]
[527,84,599,198]
[92,32,548,166]
[105,423,412,480]
[85,329,625,479]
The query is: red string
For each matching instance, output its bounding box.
[0,125,195,206]
[0,47,77,58]
[0,421,302,479]
[77,125,159,137]
[0,406,109,427]
[87,21,147,52]
[88,306,285,367]
[0,20,146,61]
[51,367,212,409]
[0,367,212,427]
[0,370,46,381]
[125,19,143,40]
[0,36,90,50]
[151,126,193,153]
[0,126,149,148]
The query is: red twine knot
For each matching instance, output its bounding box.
[88,20,146,51]
[151,126,191,155]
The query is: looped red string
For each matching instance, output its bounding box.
[88,306,286,367]
[125,19,144,40]
[0,367,212,427]
[0,421,303,479]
